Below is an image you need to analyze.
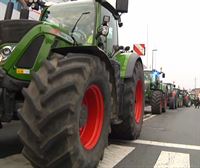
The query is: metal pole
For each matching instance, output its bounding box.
[195,77,196,89]
[152,49,157,70]
[146,24,149,68]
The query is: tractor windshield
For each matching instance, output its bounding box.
[42,0,95,45]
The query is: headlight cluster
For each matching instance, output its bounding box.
[0,45,15,65]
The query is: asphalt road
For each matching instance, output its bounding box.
[114,106,200,168]
[0,106,200,167]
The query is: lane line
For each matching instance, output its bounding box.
[154,151,190,168]
[133,139,200,151]
[143,115,156,121]
[143,113,151,118]
[98,145,135,168]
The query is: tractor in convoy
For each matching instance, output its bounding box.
[166,85,184,109]
[189,93,196,106]
[144,69,167,114]
[164,82,177,109]
[182,90,191,107]
[174,88,184,108]
[0,0,145,167]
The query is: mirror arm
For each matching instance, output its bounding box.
[96,0,120,20]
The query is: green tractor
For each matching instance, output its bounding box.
[0,0,145,167]
[174,88,184,108]
[144,69,167,114]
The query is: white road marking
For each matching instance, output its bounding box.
[133,139,200,151]
[143,114,156,121]
[144,113,151,118]
[98,144,135,168]
[154,151,190,168]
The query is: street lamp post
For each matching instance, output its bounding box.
[152,49,157,70]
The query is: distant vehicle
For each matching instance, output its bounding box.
[189,93,196,106]
[164,83,176,109]
[144,69,167,114]
[182,90,191,107]
[174,88,184,108]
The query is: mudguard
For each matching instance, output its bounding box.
[114,52,143,78]
[52,46,115,78]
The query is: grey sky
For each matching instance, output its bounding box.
[119,0,200,90]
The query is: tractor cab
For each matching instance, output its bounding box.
[144,69,165,91]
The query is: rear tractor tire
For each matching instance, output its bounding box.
[151,91,162,114]
[18,53,112,168]
[110,60,144,140]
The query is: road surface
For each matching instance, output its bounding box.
[0,106,200,167]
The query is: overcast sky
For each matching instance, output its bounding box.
[118,0,200,90]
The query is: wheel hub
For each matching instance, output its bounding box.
[79,85,104,150]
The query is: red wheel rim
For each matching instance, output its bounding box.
[134,80,143,123]
[80,84,104,150]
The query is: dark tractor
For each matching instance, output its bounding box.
[194,96,200,108]
[165,83,177,109]
[165,84,184,109]
[144,69,167,114]
[182,90,191,107]
[175,88,184,108]
[0,0,145,167]
[189,93,196,106]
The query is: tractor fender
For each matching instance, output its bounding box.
[125,53,143,78]
[115,52,143,78]
[52,46,115,76]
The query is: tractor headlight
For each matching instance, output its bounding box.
[0,45,15,65]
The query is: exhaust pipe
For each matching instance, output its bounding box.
[20,8,29,19]
[4,1,14,20]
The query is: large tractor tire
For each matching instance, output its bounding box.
[151,91,162,114]
[169,97,176,109]
[18,53,112,168]
[110,60,144,140]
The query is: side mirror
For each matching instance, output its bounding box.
[162,73,165,78]
[119,46,124,50]
[116,0,128,13]
[125,46,130,51]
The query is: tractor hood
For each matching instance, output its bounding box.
[0,20,42,46]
